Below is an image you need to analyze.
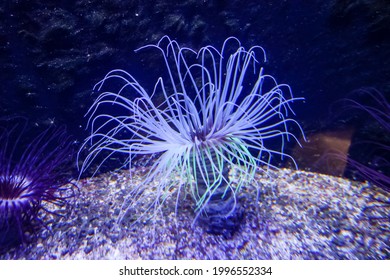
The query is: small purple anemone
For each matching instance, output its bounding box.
[0,119,76,249]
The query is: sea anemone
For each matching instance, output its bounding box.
[0,118,76,249]
[79,36,305,236]
[328,88,389,192]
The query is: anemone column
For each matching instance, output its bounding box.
[191,148,243,238]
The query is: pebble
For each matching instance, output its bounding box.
[332,235,346,247]
[84,245,93,255]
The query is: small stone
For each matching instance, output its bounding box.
[84,245,93,255]
[79,229,87,238]
[61,249,69,256]
[332,235,346,247]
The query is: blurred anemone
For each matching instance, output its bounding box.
[333,89,389,191]
[79,36,305,236]
[0,118,76,249]
[310,88,389,195]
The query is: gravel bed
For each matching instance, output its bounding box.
[1,166,389,260]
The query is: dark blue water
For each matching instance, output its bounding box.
[0,0,389,187]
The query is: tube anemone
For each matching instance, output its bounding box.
[338,89,389,191]
[0,119,76,249]
[79,36,305,235]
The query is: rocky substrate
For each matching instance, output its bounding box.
[1,167,389,259]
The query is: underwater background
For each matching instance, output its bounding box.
[0,0,389,260]
[1,0,389,184]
